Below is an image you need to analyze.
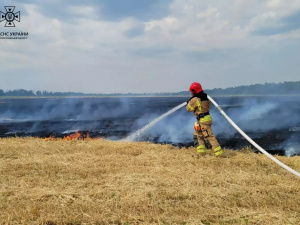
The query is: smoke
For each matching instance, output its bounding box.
[131,97,289,140]
[0,97,188,138]
[275,130,300,156]
[0,97,134,122]
[0,97,139,136]
[135,108,194,143]
[0,96,299,155]
[126,96,300,155]
[212,97,300,136]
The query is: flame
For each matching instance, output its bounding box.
[64,131,81,140]
[44,131,94,141]
[44,135,55,141]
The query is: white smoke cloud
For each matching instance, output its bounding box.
[0,96,299,156]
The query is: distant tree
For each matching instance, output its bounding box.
[0,89,4,96]
[5,89,35,96]
[36,91,42,96]
[42,90,53,96]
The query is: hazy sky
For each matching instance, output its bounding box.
[0,0,300,93]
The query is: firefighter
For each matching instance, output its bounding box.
[186,82,223,156]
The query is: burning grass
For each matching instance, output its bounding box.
[0,138,299,225]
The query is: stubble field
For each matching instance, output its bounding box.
[0,138,299,225]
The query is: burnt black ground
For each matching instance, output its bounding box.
[0,96,300,155]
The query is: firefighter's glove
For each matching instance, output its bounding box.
[194,122,201,131]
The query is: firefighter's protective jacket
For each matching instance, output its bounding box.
[186,92,212,125]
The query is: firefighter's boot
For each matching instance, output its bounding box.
[194,130,206,153]
[197,144,206,153]
[213,146,223,156]
[196,138,206,153]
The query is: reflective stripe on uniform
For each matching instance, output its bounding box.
[196,99,201,111]
[213,146,223,156]
[200,115,212,123]
[197,145,205,150]
[197,145,206,153]
[187,104,195,111]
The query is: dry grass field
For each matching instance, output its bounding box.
[0,138,299,225]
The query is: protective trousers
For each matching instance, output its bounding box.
[194,124,223,156]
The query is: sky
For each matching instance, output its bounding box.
[0,0,300,93]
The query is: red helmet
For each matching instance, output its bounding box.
[189,82,203,94]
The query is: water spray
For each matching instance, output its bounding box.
[207,95,300,178]
[123,102,187,142]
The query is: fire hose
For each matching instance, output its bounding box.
[207,95,300,178]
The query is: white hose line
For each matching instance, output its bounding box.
[207,95,300,178]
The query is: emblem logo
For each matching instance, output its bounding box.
[0,6,20,27]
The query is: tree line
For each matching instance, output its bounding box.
[206,81,300,95]
[0,81,300,97]
[0,90,88,97]
[170,81,300,96]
